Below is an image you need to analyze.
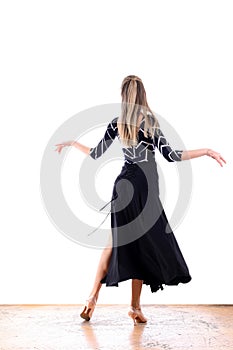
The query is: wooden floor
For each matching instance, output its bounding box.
[0,304,232,350]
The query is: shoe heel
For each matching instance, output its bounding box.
[80,296,97,321]
[80,305,93,321]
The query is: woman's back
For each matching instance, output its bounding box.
[89,115,183,164]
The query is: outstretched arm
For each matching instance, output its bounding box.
[54,118,117,157]
[153,128,226,167]
[181,148,226,167]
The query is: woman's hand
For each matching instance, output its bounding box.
[206,148,226,167]
[54,141,76,154]
[54,141,91,155]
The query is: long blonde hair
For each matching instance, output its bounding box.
[117,75,160,147]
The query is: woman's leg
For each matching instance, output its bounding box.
[131,279,143,308]
[87,234,112,301]
[80,235,112,320]
[129,279,147,323]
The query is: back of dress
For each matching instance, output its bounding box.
[88,114,192,293]
[89,116,183,163]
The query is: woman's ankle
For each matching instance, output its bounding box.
[130,302,140,309]
[88,294,98,302]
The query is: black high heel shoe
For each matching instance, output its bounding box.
[80,296,97,321]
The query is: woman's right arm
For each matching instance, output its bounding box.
[54,118,117,157]
[181,148,226,167]
[54,140,91,155]
[73,142,91,155]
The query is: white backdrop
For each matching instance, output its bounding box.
[0,0,232,304]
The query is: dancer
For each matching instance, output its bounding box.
[55,75,226,324]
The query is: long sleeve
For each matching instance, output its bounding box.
[153,128,183,162]
[89,118,118,159]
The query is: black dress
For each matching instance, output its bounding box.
[89,115,192,293]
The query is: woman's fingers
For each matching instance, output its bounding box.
[54,144,65,153]
[215,154,226,167]
[213,154,222,167]
[208,149,226,167]
[54,141,72,153]
[55,143,67,146]
[220,155,227,164]
[216,157,223,167]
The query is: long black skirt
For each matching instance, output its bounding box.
[100,154,192,293]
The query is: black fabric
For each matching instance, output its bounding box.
[89,116,192,293]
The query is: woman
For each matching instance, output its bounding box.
[55,75,226,325]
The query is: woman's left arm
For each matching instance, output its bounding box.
[181,148,226,167]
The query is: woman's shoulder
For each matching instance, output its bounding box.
[106,117,119,137]
[111,116,119,123]
[110,116,119,129]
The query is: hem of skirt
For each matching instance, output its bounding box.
[101,275,164,293]
[101,274,192,293]
[101,274,145,287]
[165,274,192,286]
